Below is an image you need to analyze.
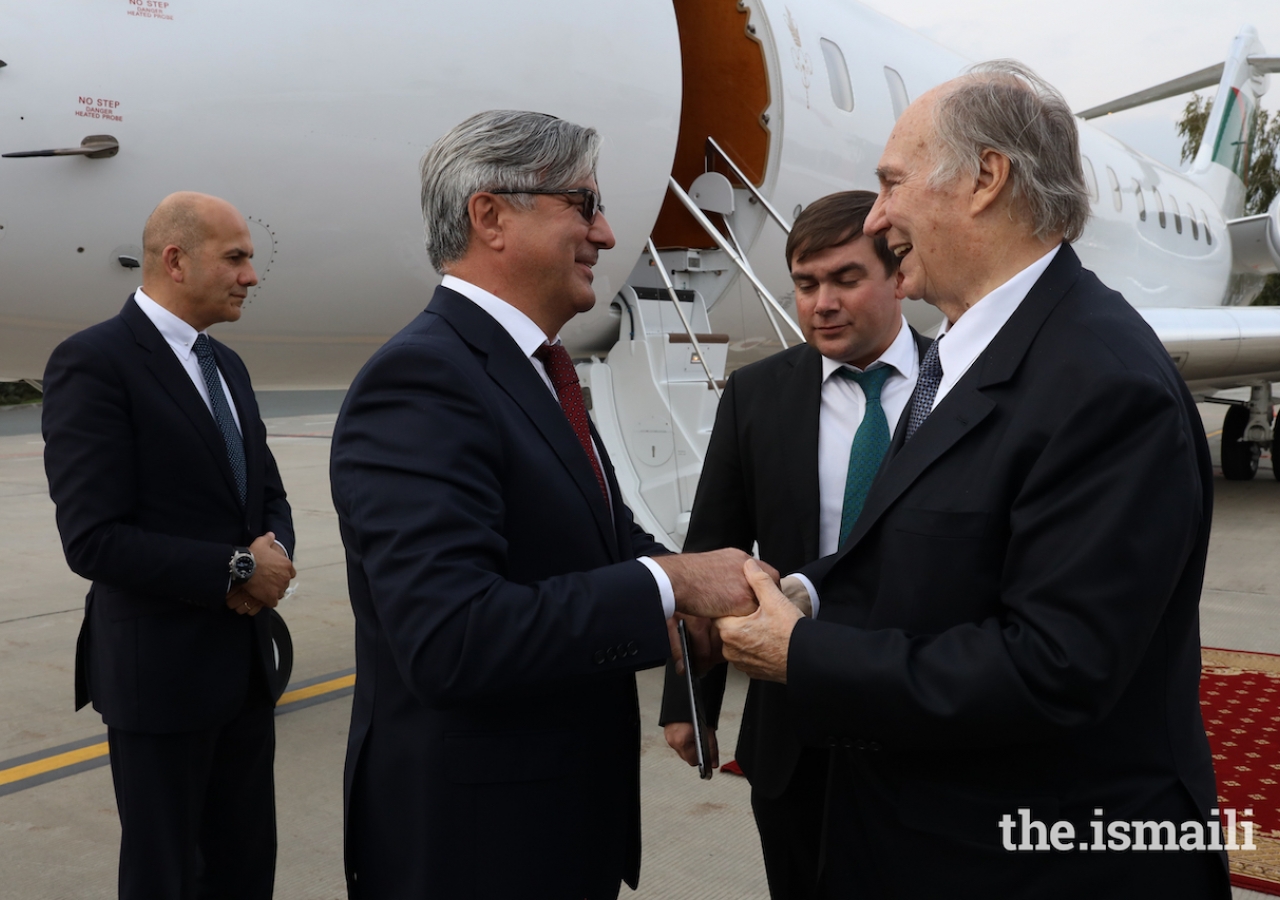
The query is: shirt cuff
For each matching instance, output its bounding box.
[273,540,291,559]
[637,556,676,619]
[788,572,820,618]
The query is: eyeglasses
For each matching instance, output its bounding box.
[487,187,604,224]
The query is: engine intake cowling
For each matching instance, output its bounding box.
[1229,195,1280,275]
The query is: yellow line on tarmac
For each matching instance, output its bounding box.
[0,673,356,789]
[0,741,110,787]
[278,673,356,705]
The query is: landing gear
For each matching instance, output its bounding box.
[1220,383,1275,481]
[1221,405,1260,480]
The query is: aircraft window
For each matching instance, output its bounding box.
[1189,208,1199,240]
[884,66,910,121]
[1133,180,1146,222]
[1081,156,1099,203]
[820,39,854,112]
[1169,194,1183,234]
[1152,187,1166,228]
[1106,166,1122,211]
[1201,209,1212,245]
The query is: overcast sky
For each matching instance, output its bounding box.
[856,0,1280,171]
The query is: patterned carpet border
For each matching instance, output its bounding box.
[1202,647,1280,896]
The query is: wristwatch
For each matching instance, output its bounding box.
[229,547,256,585]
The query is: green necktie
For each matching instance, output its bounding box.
[837,366,893,546]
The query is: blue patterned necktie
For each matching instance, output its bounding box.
[837,365,893,545]
[904,337,944,443]
[192,334,247,504]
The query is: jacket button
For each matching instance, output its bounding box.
[826,737,838,748]
[593,650,605,665]
[626,640,638,656]
[853,739,867,751]
[868,741,882,751]
[606,646,618,662]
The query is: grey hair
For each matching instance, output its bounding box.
[929,60,1090,243]
[420,110,602,270]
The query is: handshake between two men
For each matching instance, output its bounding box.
[652,549,811,769]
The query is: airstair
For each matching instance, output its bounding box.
[581,139,802,548]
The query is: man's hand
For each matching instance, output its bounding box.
[655,549,779,619]
[238,531,296,609]
[666,614,723,677]
[664,722,718,770]
[719,560,804,684]
[226,586,262,616]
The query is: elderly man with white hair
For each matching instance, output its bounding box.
[717,63,1228,899]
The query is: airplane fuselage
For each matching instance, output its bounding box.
[0,0,1256,390]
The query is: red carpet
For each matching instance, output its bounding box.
[1202,647,1280,895]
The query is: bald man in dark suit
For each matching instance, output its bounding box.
[43,192,295,899]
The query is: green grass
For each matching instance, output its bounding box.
[0,382,42,406]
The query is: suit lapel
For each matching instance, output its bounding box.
[427,288,621,558]
[588,418,628,560]
[121,298,243,506]
[845,388,996,549]
[837,245,1081,559]
[789,348,823,562]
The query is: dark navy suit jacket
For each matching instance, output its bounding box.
[330,287,672,899]
[659,329,931,799]
[42,296,294,734]
[789,245,1227,897]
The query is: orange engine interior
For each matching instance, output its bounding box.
[650,0,772,249]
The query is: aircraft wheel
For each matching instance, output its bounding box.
[1221,404,1259,481]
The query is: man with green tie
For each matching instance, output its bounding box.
[659,190,930,900]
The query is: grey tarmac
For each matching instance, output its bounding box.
[0,393,1273,900]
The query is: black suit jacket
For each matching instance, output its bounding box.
[790,246,1226,896]
[659,327,931,798]
[330,286,673,899]
[42,296,294,734]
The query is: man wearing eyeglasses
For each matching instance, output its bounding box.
[330,109,763,900]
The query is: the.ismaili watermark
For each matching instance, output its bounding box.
[998,808,1256,852]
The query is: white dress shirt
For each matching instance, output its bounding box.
[441,275,676,619]
[133,287,242,433]
[816,316,919,558]
[796,245,1060,617]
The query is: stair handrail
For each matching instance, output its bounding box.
[705,137,792,235]
[646,238,722,398]
[665,176,804,343]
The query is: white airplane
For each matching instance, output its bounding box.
[1,0,1278,548]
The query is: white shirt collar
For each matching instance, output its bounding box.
[132,287,202,360]
[441,274,556,357]
[933,244,1060,393]
[819,315,918,384]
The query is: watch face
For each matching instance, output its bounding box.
[233,553,255,582]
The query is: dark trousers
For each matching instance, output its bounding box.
[107,678,276,900]
[753,747,829,900]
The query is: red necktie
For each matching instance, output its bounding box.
[534,342,609,503]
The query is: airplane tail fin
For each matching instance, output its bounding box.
[1186,27,1271,219]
